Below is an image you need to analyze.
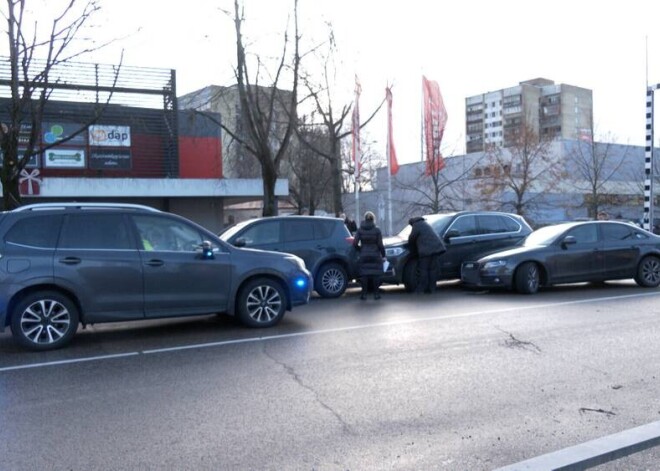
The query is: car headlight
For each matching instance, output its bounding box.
[483,260,507,269]
[385,247,404,257]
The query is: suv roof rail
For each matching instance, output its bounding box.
[13,202,160,212]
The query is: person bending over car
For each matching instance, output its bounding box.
[408,216,446,294]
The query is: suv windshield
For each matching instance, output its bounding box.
[219,219,253,240]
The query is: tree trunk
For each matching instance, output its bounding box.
[261,166,278,216]
[330,141,343,216]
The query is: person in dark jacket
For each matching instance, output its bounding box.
[353,211,386,300]
[341,213,358,234]
[408,216,446,294]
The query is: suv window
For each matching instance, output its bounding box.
[284,220,314,242]
[239,220,281,246]
[59,214,132,249]
[314,220,337,239]
[502,216,521,232]
[447,215,478,237]
[478,215,509,234]
[5,215,62,248]
[133,214,211,251]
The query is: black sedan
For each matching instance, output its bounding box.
[461,221,660,294]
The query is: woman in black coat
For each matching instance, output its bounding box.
[353,211,386,300]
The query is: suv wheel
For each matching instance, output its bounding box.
[10,291,79,351]
[315,263,348,298]
[237,278,286,327]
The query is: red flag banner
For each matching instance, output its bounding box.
[385,86,399,176]
[422,76,448,175]
[351,76,362,179]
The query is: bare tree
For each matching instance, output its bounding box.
[288,121,332,214]
[476,123,564,220]
[340,138,385,194]
[0,0,122,209]
[296,28,384,216]
[567,126,629,218]
[394,153,480,217]
[225,0,300,216]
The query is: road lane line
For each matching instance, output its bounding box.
[2,290,659,373]
[0,352,139,372]
[494,419,660,470]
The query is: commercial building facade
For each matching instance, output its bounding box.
[0,61,288,232]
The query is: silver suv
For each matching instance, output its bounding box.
[0,203,312,350]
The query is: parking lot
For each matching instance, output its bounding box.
[1,281,660,470]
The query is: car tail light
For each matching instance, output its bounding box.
[345,236,354,245]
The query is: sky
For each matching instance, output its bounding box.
[7,0,660,166]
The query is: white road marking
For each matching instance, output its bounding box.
[1,290,659,373]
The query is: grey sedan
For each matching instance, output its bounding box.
[461,221,660,294]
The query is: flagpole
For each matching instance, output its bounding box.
[353,76,361,221]
[421,76,425,163]
[387,121,393,236]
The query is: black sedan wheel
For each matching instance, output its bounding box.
[634,256,660,288]
[10,291,79,351]
[237,278,286,327]
[315,262,348,298]
[514,262,540,294]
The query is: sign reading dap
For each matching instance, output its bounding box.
[89,125,131,147]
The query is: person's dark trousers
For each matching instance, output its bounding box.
[416,256,438,293]
[361,276,382,299]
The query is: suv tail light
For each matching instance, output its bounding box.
[345,236,354,245]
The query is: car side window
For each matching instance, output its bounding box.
[314,220,336,239]
[59,214,132,250]
[502,216,521,232]
[238,221,281,246]
[284,220,314,242]
[601,224,634,241]
[567,224,598,244]
[447,215,478,237]
[133,214,208,252]
[477,215,508,235]
[5,215,63,248]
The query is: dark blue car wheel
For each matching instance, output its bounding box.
[10,291,79,351]
[315,262,347,298]
[237,278,286,327]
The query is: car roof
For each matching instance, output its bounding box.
[425,211,525,220]
[239,215,343,224]
[12,202,160,213]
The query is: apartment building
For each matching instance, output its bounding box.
[465,78,593,153]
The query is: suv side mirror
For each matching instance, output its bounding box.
[444,229,460,242]
[233,237,246,247]
[197,240,215,259]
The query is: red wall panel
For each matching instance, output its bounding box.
[179,136,222,178]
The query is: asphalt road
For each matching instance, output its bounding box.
[1,281,660,470]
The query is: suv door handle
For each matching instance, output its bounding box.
[145,260,164,267]
[58,257,81,265]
